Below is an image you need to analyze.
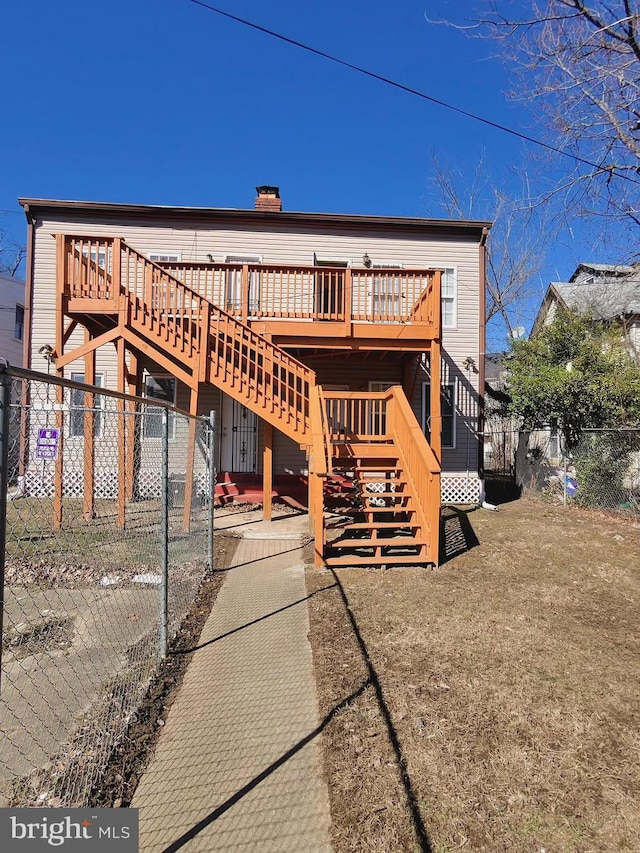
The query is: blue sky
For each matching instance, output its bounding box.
[0,0,619,344]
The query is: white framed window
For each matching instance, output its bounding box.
[441,268,457,329]
[14,304,24,341]
[313,254,353,267]
[81,248,107,269]
[148,252,182,263]
[143,375,177,439]
[224,255,262,313]
[69,373,105,438]
[422,381,456,449]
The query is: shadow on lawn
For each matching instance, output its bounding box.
[439,506,480,565]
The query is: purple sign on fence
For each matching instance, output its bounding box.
[36,427,60,460]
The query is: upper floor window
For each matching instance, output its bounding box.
[148,252,181,263]
[14,304,24,341]
[143,375,177,439]
[441,268,456,328]
[69,373,105,437]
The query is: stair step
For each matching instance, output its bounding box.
[333,443,399,459]
[360,506,416,515]
[344,522,420,530]
[329,537,427,549]
[355,465,401,473]
[324,554,431,567]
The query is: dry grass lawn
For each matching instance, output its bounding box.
[306,496,640,853]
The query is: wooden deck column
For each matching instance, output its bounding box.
[116,337,126,529]
[53,234,66,530]
[125,352,139,502]
[82,330,96,521]
[262,420,273,521]
[308,463,324,569]
[430,341,442,467]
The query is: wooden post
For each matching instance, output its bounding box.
[53,235,66,530]
[309,468,324,569]
[182,385,199,532]
[263,420,273,521]
[343,267,352,336]
[430,341,442,467]
[53,379,64,530]
[82,329,96,521]
[126,351,138,502]
[241,265,249,325]
[117,337,126,529]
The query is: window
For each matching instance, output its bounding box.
[14,305,24,341]
[224,255,261,313]
[143,375,177,439]
[422,382,456,448]
[82,248,107,268]
[372,265,403,318]
[148,252,181,263]
[70,373,105,437]
[441,268,456,328]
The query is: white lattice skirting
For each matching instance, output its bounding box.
[24,469,211,500]
[441,476,482,504]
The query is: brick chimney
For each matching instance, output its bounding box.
[254,185,282,212]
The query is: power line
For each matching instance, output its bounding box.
[187,0,640,187]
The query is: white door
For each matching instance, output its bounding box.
[221,398,258,472]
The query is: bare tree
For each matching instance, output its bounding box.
[436,1,640,243]
[430,155,550,349]
[0,226,26,276]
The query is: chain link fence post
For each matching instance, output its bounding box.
[0,364,10,695]
[207,410,216,572]
[160,406,169,660]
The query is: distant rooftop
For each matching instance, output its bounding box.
[551,262,640,319]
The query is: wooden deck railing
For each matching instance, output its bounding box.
[162,261,439,326]
[321,390,392,443]
[64,237,116,301]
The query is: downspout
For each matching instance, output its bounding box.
[477,226,488,483]
[22,204,36,370]
[15,204,36,495]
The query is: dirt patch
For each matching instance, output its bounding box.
[2,615,75,660]
[306,496,640,852]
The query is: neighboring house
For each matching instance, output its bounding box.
[20,187,490,567]
[0,272,25,366]
[483,352,518,474]
[532,262,640,357]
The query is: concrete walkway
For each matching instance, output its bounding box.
[132,509,332,853]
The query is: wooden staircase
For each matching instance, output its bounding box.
[58,236,441,567]
[316,390,441,568]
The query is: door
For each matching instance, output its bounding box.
[221,398,258,472]
[315,262,346,319]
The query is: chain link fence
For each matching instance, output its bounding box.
[0,365,216,807]
[487,425,640,513]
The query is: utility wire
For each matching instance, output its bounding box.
[188,0,640,187]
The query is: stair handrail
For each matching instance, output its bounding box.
[66,235,317,442]
[386,386,441,564]
[311,385,332,477]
